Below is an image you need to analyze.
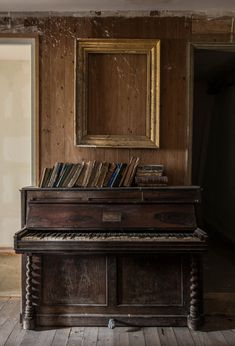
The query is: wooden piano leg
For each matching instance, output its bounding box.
[23,254,35,330]
[187,254,203,331]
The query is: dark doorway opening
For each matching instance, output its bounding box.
[192,46,235,294]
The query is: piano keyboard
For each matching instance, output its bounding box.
[21,231,200,242]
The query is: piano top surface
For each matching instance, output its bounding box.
[21,186,201,191]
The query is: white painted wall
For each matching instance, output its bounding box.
[0,57,32,247]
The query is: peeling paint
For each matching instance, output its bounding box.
[1,10,235,19]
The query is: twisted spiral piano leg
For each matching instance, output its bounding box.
[187,255,202,330]
[23,255,35,330]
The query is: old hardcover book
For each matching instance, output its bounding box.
[135,175,168,185]
[55,163,73,187]
[75,162,89,187]
[108,163,122,187]
[92,162,103,187]
[60,164,77,188]
[39,167,53,188]
[96,162,110,188]
[47,162,63,188]
[87,161,101,187]
[102,163,115,187]
[123,157,140,187]
[113,163,127,187]
[67,162,85,188]
[136,165,164,177]
[125,157,140,187]
[119,157,135,187]
[83,161,95,187]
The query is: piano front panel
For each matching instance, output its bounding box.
[26,202,196,231]
[34,253,190,318]
[117,254,183,306]
[42,255,107,306]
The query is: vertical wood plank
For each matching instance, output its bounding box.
[97,327,114,346]
[113,327,130,346]
[51,328,71,346]
[39,18,53,172]
[172,327,195,346]
[49,18,66,165]
[64,18,77,163]
[82,327,99,346]
[0,297,10,311]
[66,327,85,346]
[206,331,229,346]
[4,321,27,346]
[143,327,161,346]
[128,328,146,346]
[222,330,235,345]
[19,329,56,346]
[0,319,18,345]
[189,329,204,345]
[0,298,19,326]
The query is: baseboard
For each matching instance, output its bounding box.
[0,247,15,254]
[205,292,235,315]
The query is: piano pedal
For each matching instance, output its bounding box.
[108,318,116,329]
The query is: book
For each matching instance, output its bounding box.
[83,161,95,187]
[67,162,85,188]
[96,162,110,188]
[126,157,140,187]
[137,164,164,172]
[135,175,168,185]
[123,157,140,187]
[136,183,168,187]
[60,164,77,187]
[87,161,101,187]
[55,163,73,187]
[102,163,115,187]
[118,157,134,187]
[108,163,122,187]
[136,165,164,177]
[75,162,89,187]
[92,162,103,187]
[39,167,53,188]
[112,163,127,187]
[47,162,63,188]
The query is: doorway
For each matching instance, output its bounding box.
[191,44,235,294]
[0,37,38,248]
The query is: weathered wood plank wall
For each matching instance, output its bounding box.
[0,14,234,185]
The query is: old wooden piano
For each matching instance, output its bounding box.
[14,186,207,330]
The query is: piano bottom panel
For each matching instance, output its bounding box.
[36,314,188,328]
[21,252,204,330]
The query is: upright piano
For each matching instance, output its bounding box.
[14,186,207,330]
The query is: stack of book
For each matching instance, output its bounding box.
[135,164,168,187]
[39,157,140,188]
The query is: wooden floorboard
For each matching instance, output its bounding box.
[0,298,235,346]
[143,327,161,346]
[222,330,235,345]
[66,327,84,346]
[4,321,27,346]
[173,327,195,346]
[50,328,71,346]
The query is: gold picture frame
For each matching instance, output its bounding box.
[75,38,160,148]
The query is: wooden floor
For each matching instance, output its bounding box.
[0,298,235,346]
